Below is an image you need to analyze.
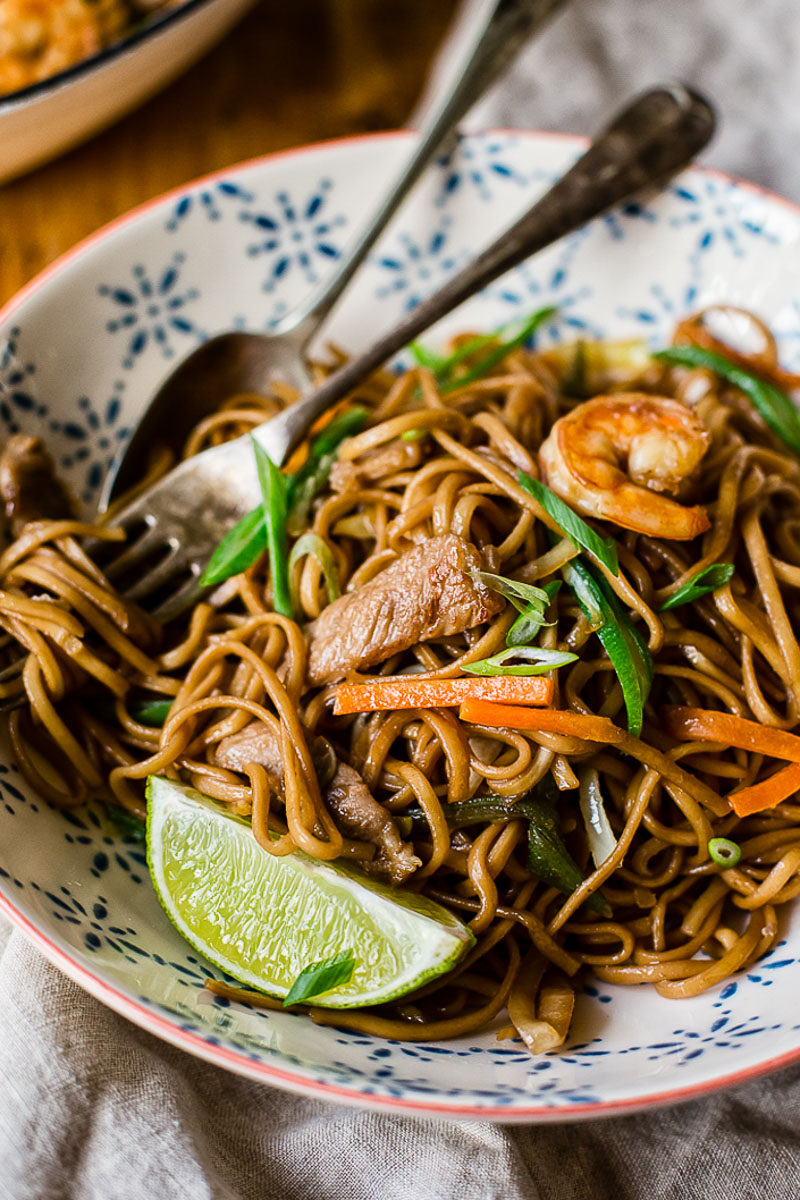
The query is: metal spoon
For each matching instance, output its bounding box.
[99,0,569,509]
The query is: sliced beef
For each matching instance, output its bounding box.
[324,762,420,885]
[214,723,419,884]
[214,721,283,789]
[305,532,503,686]
[0,434,73,534]
[329,440,422,493]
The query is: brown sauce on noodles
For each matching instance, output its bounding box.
[1,310,798,1051]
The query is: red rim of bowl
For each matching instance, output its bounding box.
[1,128,799,1120]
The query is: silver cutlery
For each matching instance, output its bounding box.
[97,84,715,625]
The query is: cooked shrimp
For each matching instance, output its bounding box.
[539,393,712,539]
[0,0,128,95]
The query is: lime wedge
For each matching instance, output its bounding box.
[146,775,474,1008]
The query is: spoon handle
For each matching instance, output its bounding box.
[280,0,569,344]
[254,84,716,463]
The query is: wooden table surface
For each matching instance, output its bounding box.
[0,0,458,308]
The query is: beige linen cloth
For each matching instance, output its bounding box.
[3,1,800,1196]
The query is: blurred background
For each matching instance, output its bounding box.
[3,0,800,307]
[0,0,459,305]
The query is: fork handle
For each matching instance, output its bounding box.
[253,84,715,464]
[276,0,569,346]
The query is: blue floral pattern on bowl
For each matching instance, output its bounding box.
[1,132,800,1119]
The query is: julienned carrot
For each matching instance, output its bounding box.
[457,700,623,743]
[333,676,553,716]
[460,700,728,814]
[728,762,800,818]
[665,707,800,816]
[664,707,800,764]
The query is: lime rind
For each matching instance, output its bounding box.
[146,775,474,1008]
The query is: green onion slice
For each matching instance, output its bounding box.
[655,344,800,456]
[131,698,173,727]
[659,563,735,611]
[106,805,147,842]
[410,307,555,394]
[201,408,367,587]
[470,570,552,614]
[252,438,292,618]
[507,581,561,648]
[199,506,265,588]
[296,406,369,469]
[288,532,341,611]
[283,949,356,1007]
[708,836,742,867]
[286,406,368,535]
[433,331,498,380]
[518,472,619,576]
[409,341,447,372]
[562,557,653,736]
[441,306,556,391]
[462,646,577,677]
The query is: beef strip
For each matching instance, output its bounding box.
[305,532,504,686]
[0,434,73,534]
[214,724,419,884]
[214,721,284,790]
[329,440,422,494]
[324,762,420,885]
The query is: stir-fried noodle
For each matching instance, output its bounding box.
[2,305,799,1051]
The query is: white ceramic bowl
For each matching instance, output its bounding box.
[0,0,256,185]
[1,131,800,1121]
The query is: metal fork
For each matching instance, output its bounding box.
[96,85,714,626]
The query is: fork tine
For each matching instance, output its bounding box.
[104,527,171,581]
[150,573,205,625]
[122,549,183,604]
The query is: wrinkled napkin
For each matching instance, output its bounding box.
[3,1,800,1195]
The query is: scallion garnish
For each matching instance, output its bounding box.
[562,557,653,737]
[131,697,173,727]
[200,506,266,588]
[200,408,367,589]
[410,307,555,394]
[441,307,556,392]
[409,341,447,372]
[470,570,553,614]
[461,646,577,676]
[655,344,800,456]
[524,777,612,918]
[288,532,341,611]
[432,331,497,379]
[283,949,355,1007]
[507,580,561,647]
[659,562,735,611]
[708,836,742,867]
[469,572,561,656]
[286,406,368,534]
[106,805,147,842]
[252,438,292,618]
[518,472,619,576]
